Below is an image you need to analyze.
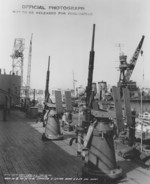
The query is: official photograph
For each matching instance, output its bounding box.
[0,0,150,183]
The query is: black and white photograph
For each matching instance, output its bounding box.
[0,0,150,183]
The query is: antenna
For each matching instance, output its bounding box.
[115,43,124,56]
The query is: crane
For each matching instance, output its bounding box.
[26,33,33,99]
[118,35,145,88]
[11,38,25,87]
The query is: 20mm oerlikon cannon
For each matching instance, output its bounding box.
[70,24,123,182]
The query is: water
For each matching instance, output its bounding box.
[130,101,150,114]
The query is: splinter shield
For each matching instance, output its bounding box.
[65,91,73,112]
[123,87,132,127]
[112,86,124,133]
[55,90,63,114]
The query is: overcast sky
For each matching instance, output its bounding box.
[0,0,150,90]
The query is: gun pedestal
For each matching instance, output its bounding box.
[42,104,64,141]
[82,110,122,181]
[76,126,84,156]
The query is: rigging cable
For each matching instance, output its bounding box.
[140,50,144,152]
[140,50,144,114]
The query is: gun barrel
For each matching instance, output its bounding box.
[86,24,96,108]
[45,56,50,102]
[48,56,50,71]
[91,24,95,51]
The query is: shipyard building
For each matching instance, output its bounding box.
[0,69,21,108]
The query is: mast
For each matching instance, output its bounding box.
[72,71,75,97]
[72,71,77,97]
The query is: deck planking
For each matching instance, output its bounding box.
[1,110,150,184]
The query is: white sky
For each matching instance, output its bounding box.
[0,0,150,90]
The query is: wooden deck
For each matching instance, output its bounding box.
[0,110,150,184]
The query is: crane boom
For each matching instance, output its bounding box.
[118,35,145,88]
[125,35,145,81]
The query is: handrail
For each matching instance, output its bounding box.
[0,88,20,98]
